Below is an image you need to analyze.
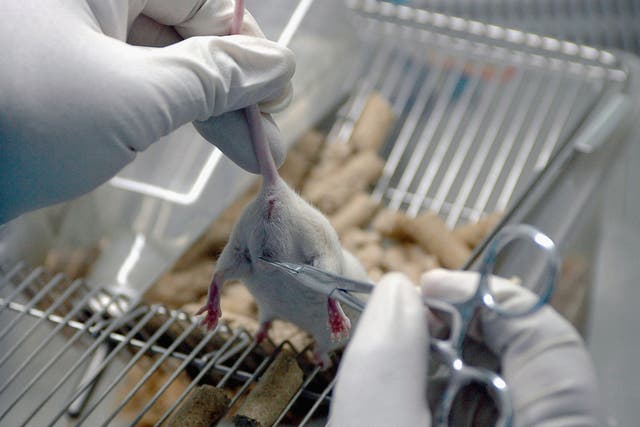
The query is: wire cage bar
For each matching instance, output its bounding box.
[408,0,640,54]
[0,261,338,426]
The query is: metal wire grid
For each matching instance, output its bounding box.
[408,0,640,54]
[0,262,335,426]
[330,0,627,228]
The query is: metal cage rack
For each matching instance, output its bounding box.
[408,0,640,54]
[335,0,628,230]
[0,261,338,426]
[0,0,637,425]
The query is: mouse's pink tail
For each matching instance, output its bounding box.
[245,105,280,187]
[231,0,245,34]
[232,0,280,187]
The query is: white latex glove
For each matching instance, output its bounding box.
[422,269,604,426]
[330,269,605,427]
[0,0,294,223]
[330,273,431,426]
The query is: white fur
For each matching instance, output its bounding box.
[214,176,369,359]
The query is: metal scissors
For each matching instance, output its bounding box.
[259,224,560,427]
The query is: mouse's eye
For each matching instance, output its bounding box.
[242,248,251,262]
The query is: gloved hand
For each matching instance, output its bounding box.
[330,269,604,427]
[0,0,294,223]
[331,272,430,426]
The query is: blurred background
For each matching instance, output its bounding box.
[398,1,640,423]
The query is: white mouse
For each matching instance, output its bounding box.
[197,105,369,366]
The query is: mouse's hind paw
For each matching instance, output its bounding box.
[327,298,351,343]
[196,280,222,330]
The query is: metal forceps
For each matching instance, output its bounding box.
[259,224,561,427]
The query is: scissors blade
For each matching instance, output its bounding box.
[331,289,368,312]
[257,257,373,310]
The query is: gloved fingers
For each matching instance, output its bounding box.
[167,0,295,112]
[160,35,293,117]
[84,1,255,42]
[479,283,603,426]
[330,273,431,427]
[420,269,578,354]
[420,269,489,348]
[128,14,184,47]
[420,269,479,302]
[421,268,539,309]
[193,110,285,172]
[487,305,604,425]
[142,0,265,38]
[258,81,293,114]
[108,34,293,152]
[421,269,604,426]
[127,15,294,114]
[356,273,428,347]
[123,18,293,170]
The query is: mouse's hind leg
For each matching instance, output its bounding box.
[327,298,351,343]
[255,309,276,344]
[196,271,225,330]
[197,264,243,330]
[311,255,352,344]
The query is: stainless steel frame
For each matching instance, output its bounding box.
[410,0,640,54]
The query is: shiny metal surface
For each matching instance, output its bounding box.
[412,0,640,54]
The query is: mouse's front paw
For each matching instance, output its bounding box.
[327,298,351,343]
[196,283,221,330]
